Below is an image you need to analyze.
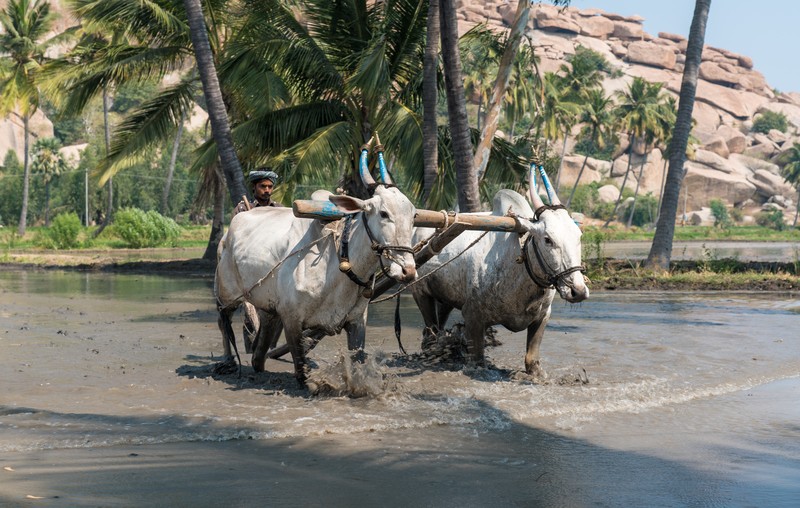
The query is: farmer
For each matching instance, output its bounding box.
[233,168,283,217]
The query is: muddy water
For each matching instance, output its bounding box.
[1,270,799,504]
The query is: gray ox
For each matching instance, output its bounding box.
[214,162,417,386]
[410,184,588,377]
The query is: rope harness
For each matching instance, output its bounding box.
[522,204,586,289]
[336,211,415,298]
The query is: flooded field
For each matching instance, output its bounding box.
[1,270,798,506]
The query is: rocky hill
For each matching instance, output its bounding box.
[459,1,799,223]
[1,0,797,223]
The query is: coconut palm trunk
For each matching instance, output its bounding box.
[647,0,711,270]
[17,114,30,236]
[203,167,225,261]
[626,153,649,227]
[440,0,479,212]
[421,0,439,206]
[474,0,531,182]
[566,144,592,208]
[603,139,636,227]
[655,157,668,222]
[183,0,247,204]
[161,111,187,215]
[555,130,569,192]
[94,87,113,237]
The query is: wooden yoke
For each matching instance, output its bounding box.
[293,200,526,233]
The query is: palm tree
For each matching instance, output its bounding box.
[461,27,500,132]
[603,77,667,227]
[208,0,429,202]
[647,0,711,269]
[473,0,568,183]
[535,72,579,180]
[502,41,540,141]
[183,0,247,204]
[440,0,479,211]
[0,0,61,236]
[31,136,69,226]
[566,88,613,208]
[779,143,800,227]
[421,0,440,206]
[626,83,672,228]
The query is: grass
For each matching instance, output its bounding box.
[1,224,211,251]
[584,258,799,291]
[587,224,800,242]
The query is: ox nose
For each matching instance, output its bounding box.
[401,264,417,282]
[567,284,589,303]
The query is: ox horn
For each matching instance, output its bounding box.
[527,163,545,209]
[538,165,561,206]
[373,131,393,185]
[359,136,377,189]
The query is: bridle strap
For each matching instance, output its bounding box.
[337,212,414,296]
[521,206,586,289]
[338,214,374,289]
[533,203,566,221]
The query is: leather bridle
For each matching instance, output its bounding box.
[338,211,414,296]
[521,205,586,289]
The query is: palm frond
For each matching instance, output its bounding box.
[94,79,196,184]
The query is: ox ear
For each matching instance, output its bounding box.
[329,194,366,214]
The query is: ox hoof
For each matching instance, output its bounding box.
[525,361,548,380]
[251,356,266,373]
[351,349,366,364]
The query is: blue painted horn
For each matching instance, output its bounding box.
[537,165,561,205]
[527,163,545,209]
[373,132,393,185]
[359,136,377,188]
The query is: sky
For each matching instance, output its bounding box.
[570,0,799,93]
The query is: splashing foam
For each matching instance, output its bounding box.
[307,353,388,398]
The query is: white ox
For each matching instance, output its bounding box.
[214,165,417,386]
[410,184,588,377]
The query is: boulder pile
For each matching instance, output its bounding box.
[456,0,799,222]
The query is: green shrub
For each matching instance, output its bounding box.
[568,183,601,215]
[709,199,732,229]
[755,209,786,231]
[113,208,181,248]
[623,193,659,227]
[729,207,744,223]
[751,110,788,134]
[46,212,82,249]
[573,137,616,161]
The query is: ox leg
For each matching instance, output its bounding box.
[463,309,487,367]
[413,293,445,350]
[251,312,283,373]
[242,302,260,354]
[284,322,309,387]
[524,314,550,379]
[412,292,439,331]
[344,319,366,363]
[435,302,454,330]
[217,305,237,362]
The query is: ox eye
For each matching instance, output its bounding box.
[379,210,390,219]
[543,236,554,246]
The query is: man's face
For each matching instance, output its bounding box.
[253,179,274,202]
